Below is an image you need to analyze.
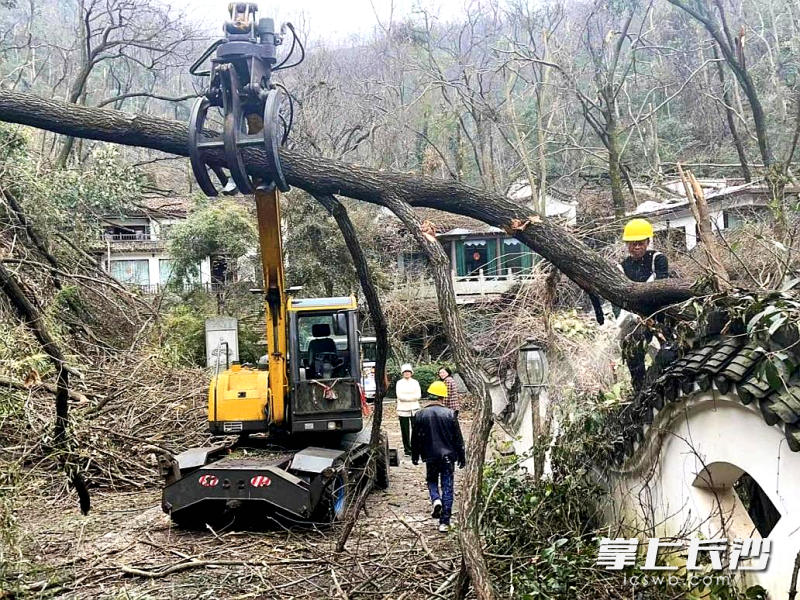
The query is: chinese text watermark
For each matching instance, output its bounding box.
[596,537,770,572]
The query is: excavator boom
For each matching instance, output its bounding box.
[161,3,392,526]
[255,187,286,426]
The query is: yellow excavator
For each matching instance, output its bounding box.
[159,4,391,525]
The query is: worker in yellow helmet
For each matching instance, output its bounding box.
[618,218,670,392]
[426,380,448,401]
[588,218,668,325]
[620,218,668,282]
[412,380,465,533]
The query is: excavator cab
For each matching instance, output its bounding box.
[207,296,363,437]
[288,297,363,434]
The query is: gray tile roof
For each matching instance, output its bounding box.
[606,318,800,466]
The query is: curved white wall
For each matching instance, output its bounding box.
[606,391,800,596]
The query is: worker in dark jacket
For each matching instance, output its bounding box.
[619,219,669,283]
[412,381,466,532]
[619,218,669,392]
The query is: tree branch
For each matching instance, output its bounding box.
[0,89,699,315]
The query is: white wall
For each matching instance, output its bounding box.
[200,257,211,284]
[106,252,211,285]
[487,372,548,475]
[606,391,800,597]
[652,210,725,250]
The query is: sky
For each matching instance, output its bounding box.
[190,0,466,44]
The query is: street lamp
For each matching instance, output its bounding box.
[517,337,549,479]
[518,337,547,388]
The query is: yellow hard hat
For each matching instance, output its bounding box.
[427,380,448,398]
[622,218,653,242]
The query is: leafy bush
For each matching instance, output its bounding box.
[160,305,206,367]
[238,322,263,365]
[48,146,144,214]
[481,457,606,599]
[159,295,263,368]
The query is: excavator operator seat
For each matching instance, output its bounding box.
[307,323,337,378]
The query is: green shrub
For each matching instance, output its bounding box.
[161,306,206,367]
[160,301,264,368]
[238,323,263,365]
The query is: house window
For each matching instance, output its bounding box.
[723,210,744,230]
[159,259,174,285]
[457,239,497,277]
[501,238,534,274]
[160,259,201,285]
[110,259,150,285]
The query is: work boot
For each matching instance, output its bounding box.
[438,523,449,533]
[431,499,442,519]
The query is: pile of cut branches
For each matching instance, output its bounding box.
[1,349,209,495]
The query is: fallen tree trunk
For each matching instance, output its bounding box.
[380,193,497,599]
[0,89,698,315]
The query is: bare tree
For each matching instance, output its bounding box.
[50,0,200,167]
[667,0,780,188]
[711,43,752,182]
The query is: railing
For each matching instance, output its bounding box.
[101,232,154,242]
[133,282,224,295]
[392,268,539,301]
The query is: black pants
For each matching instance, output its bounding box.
[399,415,414,454]
[588,293,605,325]
[623,328,651,393]
[426,457,455,525]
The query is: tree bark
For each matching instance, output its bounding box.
[605,100,627,218]
[379,192,496,599]
[677,165,730,287]
[55,5,94,170]
[0,262,90,514]
[312,193,389,553]
[712,45,752,183]
[2,188,63,288]
[0,89,699,315]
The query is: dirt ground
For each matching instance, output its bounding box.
[4,404,471,599]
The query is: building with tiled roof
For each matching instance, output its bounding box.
[630,179,800,250]
[89,196,214,293]
[390,196,575,303]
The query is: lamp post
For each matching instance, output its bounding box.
[518,337,547,389]
[517,337,548,478]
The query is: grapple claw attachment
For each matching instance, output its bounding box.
[187,4,299,198]
[189,97,223,196]
[263,88,290,193]
[221,65,256,195]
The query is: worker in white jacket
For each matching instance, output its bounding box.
[396,363,422,456]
